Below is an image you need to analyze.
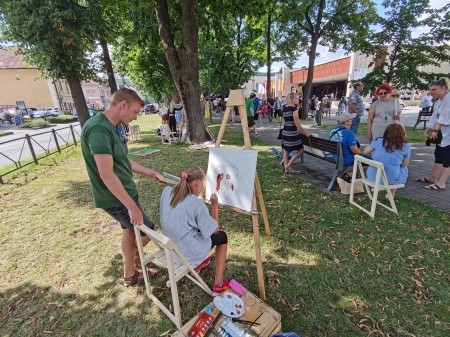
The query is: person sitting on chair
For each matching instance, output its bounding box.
[363,123,411,197]
[159,166,229,296]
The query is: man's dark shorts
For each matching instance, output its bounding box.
[103,195,155,234]
[435,144,450,168]
[248,116,255,127]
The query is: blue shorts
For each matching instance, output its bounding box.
[103,195,155,233]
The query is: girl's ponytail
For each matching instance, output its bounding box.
[170,166,205,208]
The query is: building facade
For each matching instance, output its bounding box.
[0,48,60,110]
[1,48,115,113]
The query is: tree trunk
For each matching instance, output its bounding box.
[68,77,90,127]
[300,0,326,120]
[155,0,206,143]
[266,13,272,97]
[100,38,118,94]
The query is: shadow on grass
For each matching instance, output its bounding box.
[56,180,93,209]
[0,281,175,336]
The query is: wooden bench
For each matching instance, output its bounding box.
[299,134,351,191]
[413,109,433,130]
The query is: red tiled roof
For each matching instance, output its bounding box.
[0,47,36,69]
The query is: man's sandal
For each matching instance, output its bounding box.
[123,268,158,287]
[135,252,142,270]
[123,271,140,287]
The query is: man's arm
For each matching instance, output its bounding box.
[350,145,362,155]
[349,102,357,113]
[129,159,165,183]
[94,154,143,225]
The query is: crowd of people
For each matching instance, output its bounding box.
[245,78,450,195]
[78,77,449,296]
[325,79,448,193]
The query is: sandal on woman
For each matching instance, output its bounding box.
[424,183,445,191]
[285,169,301,175]
[415,178,435,183]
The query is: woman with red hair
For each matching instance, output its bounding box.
[367,83,402,142]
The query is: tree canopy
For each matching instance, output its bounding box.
[277,0,378,117]
[360,0,450,92]
[0,0,98,126]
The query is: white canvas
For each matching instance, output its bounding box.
[206,147,258,212]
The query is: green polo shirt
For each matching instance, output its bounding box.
[81,113,137,208]
[246,98,254,117]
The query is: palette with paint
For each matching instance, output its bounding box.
[213,292,245,318]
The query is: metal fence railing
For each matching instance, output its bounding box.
[0,124,81,184]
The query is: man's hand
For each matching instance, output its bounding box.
[151,172,167,184]
[128,205,144,226]
[304,130,312,137]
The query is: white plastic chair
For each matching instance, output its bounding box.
[160,124,175,144]
[134,225,213,328]
[127,125,141,142]
[349,155,404,218]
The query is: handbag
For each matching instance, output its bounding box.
[426,130,443,146]
[277,119,283,140]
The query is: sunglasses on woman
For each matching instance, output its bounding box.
[378,91,387,96]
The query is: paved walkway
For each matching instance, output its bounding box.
[213,107,450,213]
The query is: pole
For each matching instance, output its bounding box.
[52,129,61,153]
[25,134,38,165]
[208,59,212,125]
[70,125,78,146]
[208,67,212,124]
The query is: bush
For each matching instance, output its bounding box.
[47,115,79,123]
[17,119,50,129]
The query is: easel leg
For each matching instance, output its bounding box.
[215,106,231,147]
[255,172,271,235]
[252,193,266,300]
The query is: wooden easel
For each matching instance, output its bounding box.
[215,89,270,300]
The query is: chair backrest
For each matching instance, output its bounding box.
[354,155,384,170]
[137,224,174,250]
[161,124,170,137]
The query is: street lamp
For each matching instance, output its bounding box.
[205,50,213,124]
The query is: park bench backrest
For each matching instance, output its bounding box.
[300,134,340,155]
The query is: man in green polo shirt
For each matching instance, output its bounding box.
[81,88,165,287]
[246,92,259,136]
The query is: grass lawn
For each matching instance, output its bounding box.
[318,123,425,143]
[0,130,13,137]
[0,115,448,336]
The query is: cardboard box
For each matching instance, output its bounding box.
[172,291,281,337]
